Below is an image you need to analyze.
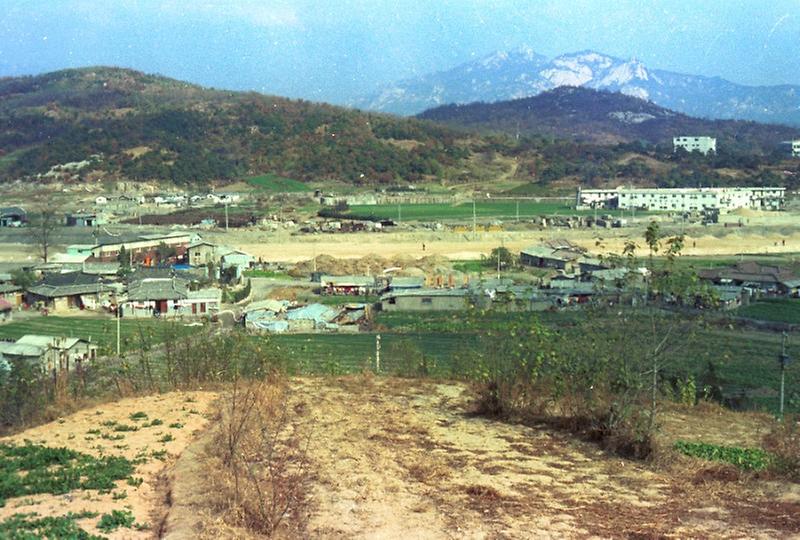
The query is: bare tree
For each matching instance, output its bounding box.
[28,206,60,263]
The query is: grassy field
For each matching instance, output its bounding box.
[737,298,800,324]
[0,317,196,355]
[345,201,599,221]
[245,173,310,192]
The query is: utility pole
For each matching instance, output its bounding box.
[375,334,381,373]
[224,203,229,232]
[398,203,401,225]
[516,200,520,222]
[472,200,477,239]
[779,331,791,418]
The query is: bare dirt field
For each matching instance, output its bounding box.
[288,377,800,539]
[5,378,799,538]
[0,390,217,539]
[225,227,800,263]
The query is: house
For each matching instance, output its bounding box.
[26,272,111,311]
[122,277,221,318]
[576,186,785,212]
[380,288,473,312]
[0,207,27,227]
[187,241,254,277]
[284,303,341,331]
[320,275,377,296]
[0,283,24,307]
[698,262,800,296]
[520,240,592,272]
[0,335,97,372]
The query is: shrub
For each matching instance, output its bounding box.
[762,415,800,480]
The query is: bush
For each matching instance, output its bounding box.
[763,415,800,480]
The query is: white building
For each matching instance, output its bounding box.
[576,187,785,212]
[673,136,716,155]
[793,140,800,158]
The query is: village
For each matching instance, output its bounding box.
[1,189,799,374]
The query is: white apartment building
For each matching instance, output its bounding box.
[576,187,785,212]
[792,140,800,158]
[673,136,717,155]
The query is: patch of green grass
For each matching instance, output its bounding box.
[737,298,800,324]
[146,418,163,427]
[245,173,310,192]
[0,443,135,507]
[0,511,101,539]
[674,440,773,470]
[168,422,184,429]
[158,434,174,443]
[128,412,148,421]
[344,200,612,221]
[97,509,135,533]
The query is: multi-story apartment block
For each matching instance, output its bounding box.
[673,136,717,155]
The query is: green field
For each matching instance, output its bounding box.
[245,173,310,192]
[0,317,196,355]
[737,298,800,324]
[345,201,597,221]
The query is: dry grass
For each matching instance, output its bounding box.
[198,377,310,538]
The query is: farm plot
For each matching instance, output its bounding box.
[345,200,592,221]
[736,298,800,324]
[0,317,196,355]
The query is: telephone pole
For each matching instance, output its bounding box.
[472,200,477,239]
[779,331,791,418]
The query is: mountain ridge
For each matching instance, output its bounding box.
[354,47,800,126]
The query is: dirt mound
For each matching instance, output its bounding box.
[288,253,455,278]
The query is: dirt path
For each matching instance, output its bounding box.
[295,377,800,539]
[0,391,217,539]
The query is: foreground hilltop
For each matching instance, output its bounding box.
[0,67,467,185]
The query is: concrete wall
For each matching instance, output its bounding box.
[381,295,470,312]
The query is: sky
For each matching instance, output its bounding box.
[1,0,799,104]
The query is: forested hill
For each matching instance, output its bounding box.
[418,87,800,153]
[0,67,470,185]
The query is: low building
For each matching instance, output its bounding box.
[673,136,716,154]
[122,277,221,318]
[320,275,377,296]
[0,335,97,372]
[0,207,27,227]
[90,232,196,264]
[26,272,111,311]
[65,212,105,227]
[794,140,800,158]
[380,289,473,311]
[0,283,24,307]
[386,276,425,292]
[576,186,785,212]
[187,241,254,278]
[698,261,800,296]
[520,240,603,273]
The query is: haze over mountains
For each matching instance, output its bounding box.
[354,48,800,126]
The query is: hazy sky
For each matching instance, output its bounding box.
[2,0,799,103]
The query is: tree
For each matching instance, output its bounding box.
[28,207,60,263]
[10,269,36,289]
[487,246,516,271]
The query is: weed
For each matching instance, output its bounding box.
[169,422,184,429]
[87,429,101,435]
[147,418,163,427]
[0,511,100,539]
[97,509,135,533]
[112,490,127,500]
[100,433,125,441]
[0,443,135,506]
[126,477,143,487]
[159,434,174,443]
[151,449,167,461]
[112,423,138,432]
[674,440,772,470]
[129,411,148,421]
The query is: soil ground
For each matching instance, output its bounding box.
[4,378,800,538]
[0,390,217,539]
[290,377,800,539]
